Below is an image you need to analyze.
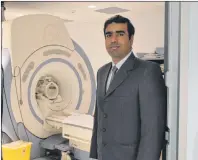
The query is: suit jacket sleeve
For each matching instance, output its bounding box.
[89,71,99,159]
[89,101,98,159]
[136,64,167,160]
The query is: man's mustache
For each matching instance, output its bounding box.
[110,44,120,47]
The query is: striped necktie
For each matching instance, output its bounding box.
[109,66,118,87]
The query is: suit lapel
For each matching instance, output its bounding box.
[105,53,137,98]
[105,69,128,98]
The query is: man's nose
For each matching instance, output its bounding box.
[111,34,118,43]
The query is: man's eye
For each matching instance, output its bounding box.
[106,34,111,38]
[118,33,124,36]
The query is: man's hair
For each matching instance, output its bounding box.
[103,15,135,40]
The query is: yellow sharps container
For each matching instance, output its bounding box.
[2,140,32,160]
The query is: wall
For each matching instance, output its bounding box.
[65,8,164,76]
[187,2,198,160]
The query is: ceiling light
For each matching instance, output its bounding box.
[88,5,96,9]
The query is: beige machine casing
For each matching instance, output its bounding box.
[2,14,94,152]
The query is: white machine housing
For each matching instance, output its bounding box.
[2,14,96,159]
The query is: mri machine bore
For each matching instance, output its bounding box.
[2,14,97,160]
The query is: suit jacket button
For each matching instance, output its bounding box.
[103,114,107,118]
[102,128,106,132]
[102,143,106,147]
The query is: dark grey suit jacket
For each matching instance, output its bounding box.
[90,53,167,160]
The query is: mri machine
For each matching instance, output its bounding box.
[2,14,97,160]
[2,14,164,160]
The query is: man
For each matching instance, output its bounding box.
[90,15,167,160]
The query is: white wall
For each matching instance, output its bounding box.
[187,2,198,160]
[65,8,164,76]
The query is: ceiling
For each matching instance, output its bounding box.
[4,2,164,23]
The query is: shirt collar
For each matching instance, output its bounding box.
[112,50,132,70]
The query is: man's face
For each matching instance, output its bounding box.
[105,23,133,63]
